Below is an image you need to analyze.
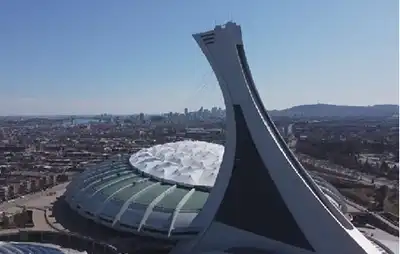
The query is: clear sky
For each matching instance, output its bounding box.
[0,0,398,115]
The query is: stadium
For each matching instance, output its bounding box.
[3,22,395,254]
[64,140,348,240]
[0,230,119,254]
[0,242,74,253]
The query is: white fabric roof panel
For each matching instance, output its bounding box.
[129,141,223,188]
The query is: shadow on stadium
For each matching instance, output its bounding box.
[50,196,174,254]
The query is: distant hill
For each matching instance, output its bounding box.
[269,104,399,118]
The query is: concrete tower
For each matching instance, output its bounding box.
[170,22,381,254]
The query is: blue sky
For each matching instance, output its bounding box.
[0,0,398,115]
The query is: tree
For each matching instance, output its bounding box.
[388,165,399,180]
[379,161,390,175]
[374,185,389,211]
[1,213,9,229]
[362,159,373,173]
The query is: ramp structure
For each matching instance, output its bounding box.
[170,22,381,254]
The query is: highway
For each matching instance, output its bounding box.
[300,154,397,188]
[286,123,397,189]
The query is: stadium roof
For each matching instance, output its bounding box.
[0,242,86,254]
[129,141,223,188]
[65,141,347,239]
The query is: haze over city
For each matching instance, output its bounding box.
[0,0,398,115]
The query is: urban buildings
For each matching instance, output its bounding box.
[0,22,396,254]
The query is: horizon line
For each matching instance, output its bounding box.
[0,103,398,118]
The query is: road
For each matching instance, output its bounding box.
[298,154,397,189]
[346,199,367,213]
[286,123,397,189]
[0,183,69,212]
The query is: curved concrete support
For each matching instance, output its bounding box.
[171,22,381,254]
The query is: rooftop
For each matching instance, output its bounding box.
[66,156,209,213]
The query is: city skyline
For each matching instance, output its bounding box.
[0,0,398,115]
[1,103,399,118]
